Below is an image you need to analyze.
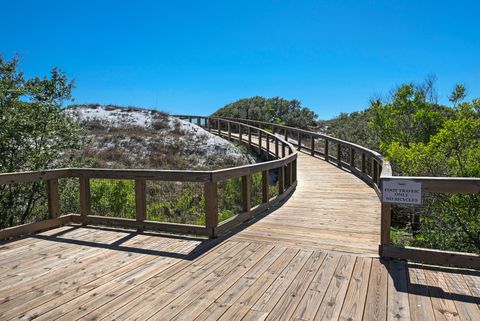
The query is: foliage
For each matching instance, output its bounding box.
[369,81,480,253]
[0,54,83,229]
[213,96,317,129]
[90,179,136,219]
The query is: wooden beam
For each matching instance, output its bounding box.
[381,245,480,270]
[135,179,146,229]
[361,153,366,173]
[0,215,73,240]
[324,139,329,161]
[47,179,60,219]
[297,132,301,150]
[204,181,218,238]
[380,203,391,246]
[228,122,231,140]
[337,143,342,167]
[262,170,269,203]
[310,136,315,156]
[350,148,355,168]
[242,175,252,212]
[79,176,91,219]
[278,166,285,194]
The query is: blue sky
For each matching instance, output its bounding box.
[2,0,479,119]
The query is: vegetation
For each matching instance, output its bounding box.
[326,79,479,253]
[213,96,317,129]
[0,54,83,228]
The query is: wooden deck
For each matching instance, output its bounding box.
[1,152,479,320]
[232,152,381,255]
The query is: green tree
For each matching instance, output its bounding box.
[0,54,83,228]
[213,96,317,129]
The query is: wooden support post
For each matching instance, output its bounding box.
[204,182,218,238]
[297,132,301,150]
[292,159,297,183]
[372,159,378,181]
[135,179,146,231]
[242,175,251,212]
[287,163,293,187]
[350,148,355,168]
[47,179,60,219]
[248,127,252,148]
[218,120,221,136]
[189,116,192,123]
[258,130,262,155]
[282,143,286,157]
[79,177,91,219]
[310,136,315,156]
[325,139,329,161]
[361,153,366,173]
[262,170,269,203]
[266,135,270,160]
[376,163,381,186]
[380,203,392,247]
[272,126,276,136]
[275,140,279,158]
[337,143,342,167]
[239,124,243,142]
[228,122,231,140]
[278,166,285,194]
[207,118,211,131]
[196,117,201,126]
[284,129,288,142]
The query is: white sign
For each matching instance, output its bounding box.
[382,180,422,205]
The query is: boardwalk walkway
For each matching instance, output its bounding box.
[1,141,479,320]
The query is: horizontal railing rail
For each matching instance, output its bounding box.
[0,117,297,240]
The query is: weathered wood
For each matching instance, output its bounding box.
[361,153,366,173]
[310,136,315,156]
[337,143,342,167]
[258,130,262,155]
[275,140,279,158]
[47,179,60,219]
[242,175,252,212]
[278,166,285,194]
[0,215,73,240]
[350,148,355,168]
[79,176,91,218]
[297,132,301,150]
[266,135,270,160]
[204,181,219,238]
[325,139,329,161]
[0,169,70,185]
[382,245,480,270]
[381,176,480,194]
[262,170,269,203]
[227,122,231,140]
[135,179,146,226]
[380,203,391,246]
[248,127,252,148]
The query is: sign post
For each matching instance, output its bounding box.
[382,179,422,205]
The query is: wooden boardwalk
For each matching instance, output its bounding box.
[1,152,479,320]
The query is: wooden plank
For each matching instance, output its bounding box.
[338,257,372,321]
[204,181,219,238]
[407,266,435,321]
[242,175,252,212]
[47,178,60,218]
[0,215,73,240]
[443,271,480,321]
[363,259,388,321]
[423,267,461,321]
[387,260,410,321]
[382,245,480,270]
[380,204,392,246]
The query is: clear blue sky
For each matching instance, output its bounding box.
[2,0,479,119]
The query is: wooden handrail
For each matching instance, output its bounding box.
[0,116,298,240]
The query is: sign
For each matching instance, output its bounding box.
[382,180,422,205]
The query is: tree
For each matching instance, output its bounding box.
[0,54,83,228]
[213,96,318,129]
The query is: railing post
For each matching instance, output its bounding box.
[380,203,392,249]
[325,139,329,161]
[266,135,270,160]
[47,179,60,219]
[196,117,201,126]
[242,175,251,212]
[310,136,315,156]
[248,127,252,148]
[258,130,262,155]
[204,181,218,238]
[218,120,221,136]
[372,159,378,182]
[284,129,288,142]
[350,148,355,168]
[275,140,279,158]
[297,132,301,150]
[278,166,285,194]
[361,153,366,173]
[262,170,269,203]
[207,118,211,132]
[292,159,297,183]
[228,122,231,140]
[337,143,342,167]
[282,143,286,157]
[135,179,146,231]
[79,176,91,220]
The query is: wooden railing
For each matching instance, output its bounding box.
[0,117,297,240]
[212,117,480,269]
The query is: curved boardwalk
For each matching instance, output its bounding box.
[232,151,381,255]
[1,141,479,320]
